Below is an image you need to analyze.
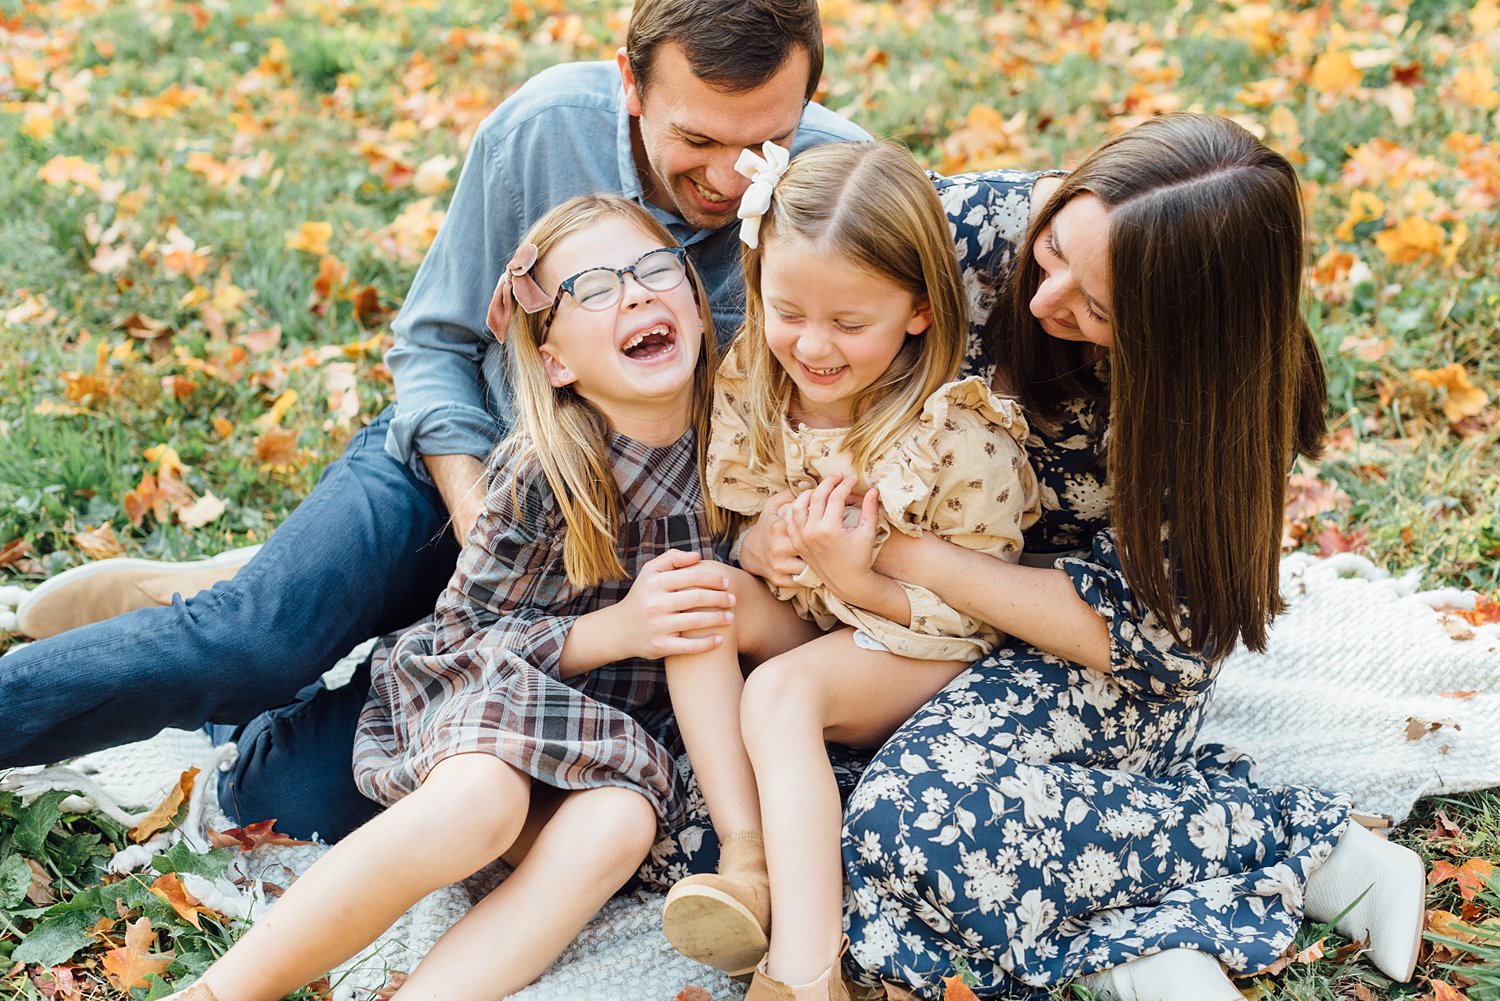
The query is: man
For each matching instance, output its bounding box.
[2,0,867,841]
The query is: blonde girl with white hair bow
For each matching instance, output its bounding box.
[657,140,1041,1001]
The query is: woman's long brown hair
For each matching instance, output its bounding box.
[992,113,1327,659]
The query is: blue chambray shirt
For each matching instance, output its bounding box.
[385,61,869,479]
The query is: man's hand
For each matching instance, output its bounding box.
[422,453,488,544]
[735,489,805,587]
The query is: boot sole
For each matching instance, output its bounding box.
[16,546,262,638]
[661,883,769,977]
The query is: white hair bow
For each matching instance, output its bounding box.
[734,140,791,249]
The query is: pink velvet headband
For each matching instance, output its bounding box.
[485,243,553,342]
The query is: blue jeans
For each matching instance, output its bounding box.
[0,410,462,842]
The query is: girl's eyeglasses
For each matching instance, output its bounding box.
[540,247,689,340]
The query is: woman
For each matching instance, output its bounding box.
[815,115,1426,999]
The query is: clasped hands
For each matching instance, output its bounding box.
[739,474,886,608]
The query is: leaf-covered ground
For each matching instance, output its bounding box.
[1,0,1498,998]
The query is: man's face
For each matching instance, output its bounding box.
[619,42,810,232]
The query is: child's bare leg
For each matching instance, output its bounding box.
[740,630,966,985]
[393,785,657,1001]
[664,563,817,836]
[199,754,531,1001]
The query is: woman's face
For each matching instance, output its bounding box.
[1029,193,1114,349]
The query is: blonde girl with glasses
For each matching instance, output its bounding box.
[165,195,745,1001]
[657,141,1041,1001]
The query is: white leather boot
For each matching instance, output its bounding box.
[1077,948,1241,1001]
[1303,820,1425,981]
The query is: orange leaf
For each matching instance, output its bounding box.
[100,917,173,990]
[1413,364,1490,424]
[254,427,303,470]
[128,768,198,843]
[673,989,710,1001]
[205,819,314,850]
[73,523,124,560]
[1455,598,1500,627]
[1374,216,1445,265]
[212,417,235,439]
[149,873,218,929]
[1429,859,1496,903]
[941,975,979,1001]
[1427,978,1470,1001]
[0,538,33,569]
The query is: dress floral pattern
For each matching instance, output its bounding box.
[639,170,1352,999]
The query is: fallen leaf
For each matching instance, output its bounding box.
[100,917,173,990]
[241,325,282,353]
[149,873,218,929]
[73,523,124,560]
[351,285,389,325]
[1315,524,1366,557]
[286,220,333,256]
[370,972,410,1001]
[1439,691,1481,700]
[673,988,710,1001]
[25,859,57,906]
[205,819,314,850]
[0,538,34,569]
[212,417,235,438]
[1429,858,1495,903]
[1454,598,1500,627]
[941,975,979,1001]
[176,493,226,529]
[254,427,303,470]
[1433,810,1463,840]
[1442,616,1477,641]
[128,768,198,843]
[1406,717,1461,741]
[1427,977,1470,1001]
[1412,364,1490,424]
[879,982,919,1001]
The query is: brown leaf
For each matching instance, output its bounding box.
[205,819,313,850]
[351,285,390,325]
[149,873,219,929]
[1443,615,1477,641]
[1455,598,1500,627]
[30,965,84,1001]
[128,768,198,843]
[240,325,282,353]
[1407,717,1462,741]
[73,523,125,560]
[254,427,303,470]
[673,989,710,1001]
[1433,809,1464,840]
[0,538,33,568]
[100,917,173,990]
[1315,524,1366,557]
[879,982,919,1001]
[25,859,57,905]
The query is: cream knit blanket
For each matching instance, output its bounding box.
[4,552,1496,999]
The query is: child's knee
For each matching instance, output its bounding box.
[417,755,529,856]
[740,653,820,735]
[576,787,657,863]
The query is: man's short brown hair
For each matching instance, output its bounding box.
[627,0,824,102]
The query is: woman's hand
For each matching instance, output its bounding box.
[735,490,806,587]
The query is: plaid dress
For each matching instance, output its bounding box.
[352,429,717,830]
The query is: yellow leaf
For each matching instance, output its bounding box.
[1334,191,1384,242]
[1310,49,1361,94]
[212,417,234,438]
[128,768,199,843]
[22,109,56,141]
[285,220,333,255]
[1373,215,1444,264]
[1473,0,1500,36]
[413,154,458,195]
[1453,66,1500,111]
[144,444,188,481]
[1412,364,1489,424]
[254,388,299,429]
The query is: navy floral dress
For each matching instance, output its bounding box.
[639,170,1352,998]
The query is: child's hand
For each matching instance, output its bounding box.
[614,550,736,660]
[737,489,806,587]
[784,474,882,604]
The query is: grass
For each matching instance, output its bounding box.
[1,0,1497,997]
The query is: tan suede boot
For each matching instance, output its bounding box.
[662,832,772,975]
[744,943,851,1001]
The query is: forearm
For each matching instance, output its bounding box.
[829,573,911,626]
[878,534,1110,671]
[555,605,626,679]
[422,453,488,543]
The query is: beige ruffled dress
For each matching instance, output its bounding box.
[707,350,1040,662]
